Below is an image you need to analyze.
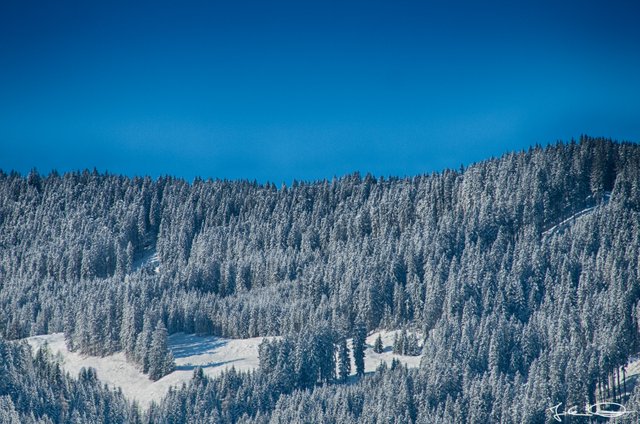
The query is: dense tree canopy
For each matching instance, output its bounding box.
[1,136,640,422]
[0,336,137,423]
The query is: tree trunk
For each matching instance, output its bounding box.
[597,380,602,402]
[623,367,627,398]
[617,367,621,399]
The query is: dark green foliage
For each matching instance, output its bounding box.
[337,338,351,381]
[0,336,135,423]
[1,137,640,422]
[393,330,421,356]
[373,333,384,354]
[259,324,337,390]
[353,323,367,377]
[147,322,175,381]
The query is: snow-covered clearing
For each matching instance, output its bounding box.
[25,329,422,409]
[590,354,640,402]
[26,332,271,409]
[617,355,640,398]
[132,246,160,273]
[357,330,423,374]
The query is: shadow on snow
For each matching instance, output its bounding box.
[169,334,228,358]
[174,358,242,371]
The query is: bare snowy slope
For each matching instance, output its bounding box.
[26,330,422,409]
[26,332,271,408]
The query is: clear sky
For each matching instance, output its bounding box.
[1,0,639,183]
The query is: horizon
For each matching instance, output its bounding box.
[2,135,632,185]
[1,1,639,184]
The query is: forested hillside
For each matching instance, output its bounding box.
[2,136,640,422]
[0,336,137,423]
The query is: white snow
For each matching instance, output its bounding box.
[26,332,272,409]
[591,353,640,401]
[24,329,422,409]
[356,330,424,374]
[132,247,160,273]
[620,355,640,397]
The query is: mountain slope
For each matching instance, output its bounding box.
[1,136,640,423]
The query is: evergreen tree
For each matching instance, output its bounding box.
[148,321,175,381]
[404,332,421,356]
[393,330,404,355]
[337,338,351,381]
[353,323,366,377]
[0,396,21,424]
[120,302,138,361]
[373,333,384,354]
[134,315,153,374]
[1,137,640,423]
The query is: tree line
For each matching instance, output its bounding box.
[1,136,640,422]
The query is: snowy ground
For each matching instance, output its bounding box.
[618,355,640,398]
[132,246,160,273]
[25,329,422,409]
[357,330,423,374]
[26,332,272,409]
[586,354,640,402]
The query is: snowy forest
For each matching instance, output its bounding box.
[2,136,640,423]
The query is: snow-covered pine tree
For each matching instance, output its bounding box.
[134,315,153,374]
[393,330,405,355]
[148,321,175,381]
[337,338,351,381]
[405,332,420,356]
[353,323,366,376]
[373,333,384,354]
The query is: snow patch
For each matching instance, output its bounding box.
[620,355,640,397]
[26,332,272,409]
[24,330,423,408]
[592,354,640,402]
[132,247,160,273]
[355,330,423,374]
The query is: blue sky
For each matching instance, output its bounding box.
[1,0,639,183]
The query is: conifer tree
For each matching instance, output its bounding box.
[393,331,404,355]
[337,338,351,381]
[353,323,366,377]
[373,333,384,354]
[134,316,153,374]
[148,321,175,381]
